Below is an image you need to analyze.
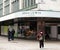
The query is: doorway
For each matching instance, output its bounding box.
[45,26,51,40]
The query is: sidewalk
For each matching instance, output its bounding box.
[0,36,60,50]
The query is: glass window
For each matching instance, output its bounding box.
[58,27,60,34]
[28,0,30,6]
[0,9,3,16]
[11,0,19,12]
[32,0,35,5]
[0,4,3,9]
[23,0,27,8]
[0,0,3,4]
[4,5,10,15]
[11,0,19,2]
[11,0,16,2]
[23,0,36,8]
[4,0,9,7]
[25,0,28,8]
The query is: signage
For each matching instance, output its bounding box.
[0,11,60,21]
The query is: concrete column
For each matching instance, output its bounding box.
[3,0,5,15]
[19,0,23,9]
[51,26,57,39]
[37,21,45,34]
[10,0,12,13]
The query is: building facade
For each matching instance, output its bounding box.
[0,0,60,40]
[1,0,60,17]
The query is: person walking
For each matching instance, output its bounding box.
[37,31,44,48]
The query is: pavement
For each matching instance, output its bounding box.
[0,36,60,50]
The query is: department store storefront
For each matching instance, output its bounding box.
[0,11,60,40]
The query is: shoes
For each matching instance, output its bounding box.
[40,47,44,48]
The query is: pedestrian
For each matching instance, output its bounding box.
[11,28,15,40]
[37,31,44,48]
[21,26,25,37]
[8,26,13,41]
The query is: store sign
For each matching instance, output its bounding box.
[0,11,60,21]
[22,11,41,16]
[16,11,60,17]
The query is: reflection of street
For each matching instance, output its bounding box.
[0,36,60,50]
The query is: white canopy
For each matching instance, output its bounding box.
[0,10,60,21]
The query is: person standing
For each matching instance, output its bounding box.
[21,26,25,37]
[8,26,13,41]
[37,31,44,48]
[11,28,15,40]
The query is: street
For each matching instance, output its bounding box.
[0,36,60,50]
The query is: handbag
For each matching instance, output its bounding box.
[39,36,43,40]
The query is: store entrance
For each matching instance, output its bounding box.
[45,26,51,40]
[27,21,37,38]
[30,21,37,31]
[17,20,37,38]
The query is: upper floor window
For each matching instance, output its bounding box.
[23,0,36,8]
[11,0,19,3]
[4,0,9,7]
[0,4,3,9]
[0,9,3,16]
[11,0,19,12]
[0,0,3,4]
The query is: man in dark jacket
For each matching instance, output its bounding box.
[8,26,12,41]
[11,29,15,40]
[8,26,15,41]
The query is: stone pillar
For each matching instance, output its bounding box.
[37,21,45,35]
[19,0,23,9]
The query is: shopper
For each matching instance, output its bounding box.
[11,28,15,40]
[8,26,13,41]
[37,31,44,48]
[8,26,15,41]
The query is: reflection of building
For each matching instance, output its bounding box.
[0,0,60,40]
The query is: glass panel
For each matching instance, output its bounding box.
[0,4,3,9]
[11,0,19,12]
[33,0,35,5]
[4,26,8,35]
[23,0,25,8]
[0,0,3,4]
[25,0,28,7]
[11,0,16,2]
[23,0,28,8]
[23,0,36,8]
[4,5,9,15]
[0,9,3,16]
[4,0,9,7]
[31,0,35,6]
[28,0,31,7]
[58,27,60,34]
